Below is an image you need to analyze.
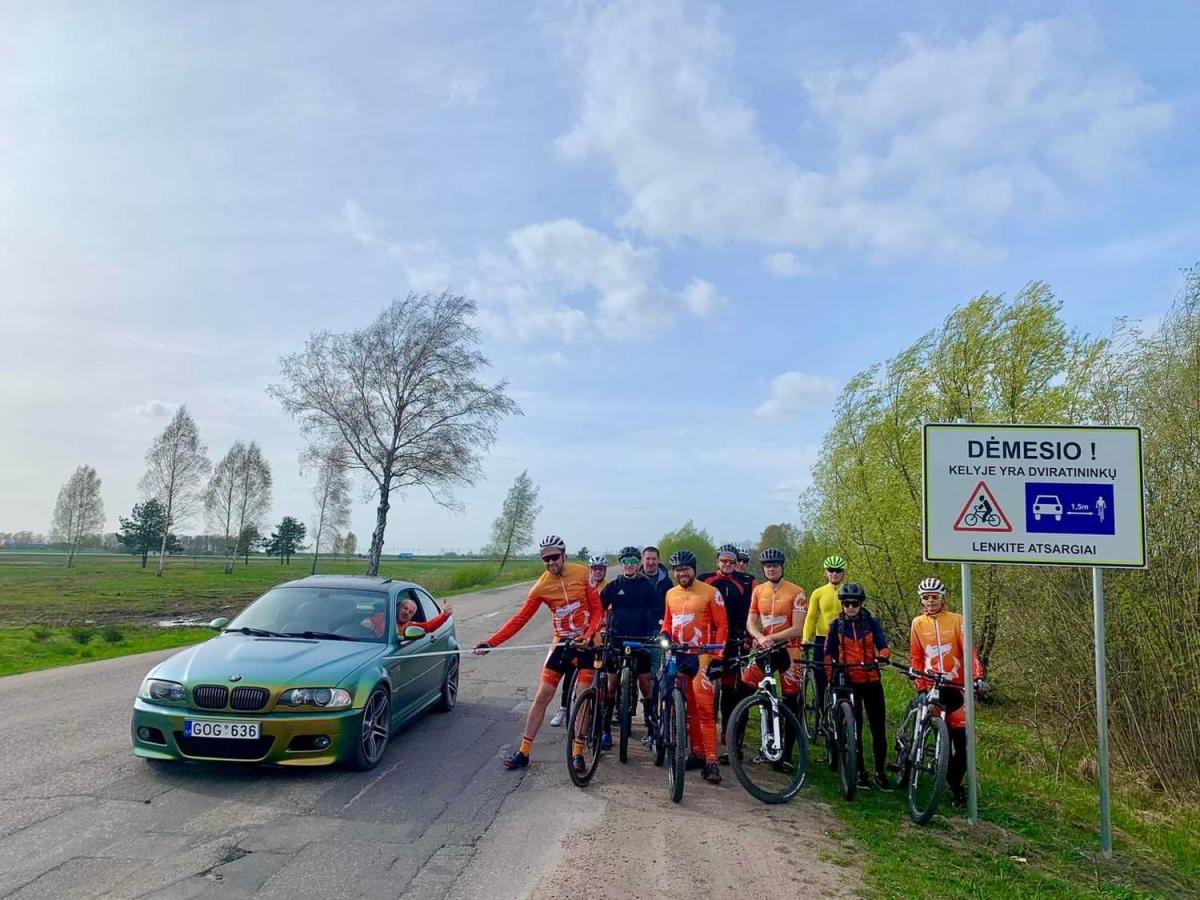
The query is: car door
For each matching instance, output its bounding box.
[386,589,433,721]
[412,587,451,699]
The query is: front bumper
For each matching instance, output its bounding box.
[131,698,362,766]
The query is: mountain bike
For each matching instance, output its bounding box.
[724,644,807,803]
[652,640,722,804]
[799,643,823,744]
[822,661,862,801]
[887,662,957,824]
[611,636,655,763]
[565,639,612,788]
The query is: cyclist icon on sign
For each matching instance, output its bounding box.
[1096,496,1107,523]
[965,495,1001,528]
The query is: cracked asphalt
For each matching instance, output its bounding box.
[0,580,861,899]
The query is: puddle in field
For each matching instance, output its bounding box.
[157,617,206,628]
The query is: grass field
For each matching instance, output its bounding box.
[0,551,542,677]
[802,670,1199,898]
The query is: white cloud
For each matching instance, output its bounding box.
[764,251,811,278]
[754,372,838,419]
[129,400,178,419]
[559,3,1171,259]
[341,203,724,340]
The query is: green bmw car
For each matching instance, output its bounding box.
[131,575,459,769]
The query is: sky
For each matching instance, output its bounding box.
[2,0,1198,554]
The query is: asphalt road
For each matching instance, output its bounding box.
[0,580,859,899]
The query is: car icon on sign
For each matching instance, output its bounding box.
[1032,494,1063,522]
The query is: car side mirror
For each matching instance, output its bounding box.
[209,617,230,631]
[402,625,426,641]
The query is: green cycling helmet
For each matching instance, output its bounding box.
[823,555,847,571]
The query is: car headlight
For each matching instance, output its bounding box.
[139,678,187,704]
[278,688,352,709]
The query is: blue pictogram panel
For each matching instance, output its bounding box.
[1024,482,1115,535]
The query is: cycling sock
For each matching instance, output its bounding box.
[519,736,534,756]
[572,740,585,756]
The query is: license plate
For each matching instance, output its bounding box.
[184,720,260,740]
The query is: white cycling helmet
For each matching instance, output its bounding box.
[917,577,946,596]
[539,535,566,552]
[588,554,608,567]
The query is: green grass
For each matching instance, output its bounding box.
[0,624,214,677]
[802,671,1199,898]
[0,552,541,676]
[0,552,541,627]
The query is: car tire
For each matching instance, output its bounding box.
[348,686,391,771]
[434,655,459,713]
[1055,514,1061,521]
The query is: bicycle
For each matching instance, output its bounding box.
[564,638,613,788]
[610,635,656,763]
[820,660,866,801]
[724,644,808,804]
[964,509,1001,527]
[652,640,723,804]
[886,662,960,825]
[798,643,823,745]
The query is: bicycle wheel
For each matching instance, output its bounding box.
[800,665,821,743]
[835,700,857,801]
[892,706,917,789]
[964,512,980,527]
[652,677,667,767]
[565,687,603,787]
[667,688,687,804]
[725,694,807,804]
[618,666,634,763]
[908,716,950,825]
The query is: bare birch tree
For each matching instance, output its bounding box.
[139,405,211,576]
[50,465,105,567]
[485,470,541,571]
[302,443,352,574]
[229,441,272,574]
[206,441,246,572]
[269,290,520,575]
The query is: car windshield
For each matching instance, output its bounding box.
[1035,496,1058,505]
[227,587,389,643]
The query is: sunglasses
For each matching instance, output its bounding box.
[827,568,845,574]
[841,600,861,608]
[541,553,563,564]
[619,556,640,565]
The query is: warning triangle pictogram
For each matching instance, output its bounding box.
[952,480,1013,532]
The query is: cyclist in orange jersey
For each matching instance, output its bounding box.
[661,549,728,784]
[909,577,988,807]
[474,535,603,771]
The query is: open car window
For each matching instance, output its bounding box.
[228,587,390,643]
[414,588,440,621]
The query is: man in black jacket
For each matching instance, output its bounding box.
[602,546,663,745]
[701,543,756,755]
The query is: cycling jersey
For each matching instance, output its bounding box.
[662,582,729,656]
[824,610,890,684]
[749,579,807,645]
[802,582,842,644]
[909,609,983,729]
[700,571,753,646]
[485,562,603,647]
[601,574,661,638]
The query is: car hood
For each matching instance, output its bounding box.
[150,634,385,688]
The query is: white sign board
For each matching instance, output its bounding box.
[923,423,1146,568]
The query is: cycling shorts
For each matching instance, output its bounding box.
[541,642,597,687]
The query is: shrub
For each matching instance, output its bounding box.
[30,625,53,641]
[69,626,96,645]
[100,626,125,644]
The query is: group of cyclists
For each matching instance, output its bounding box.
[473,534,986,809]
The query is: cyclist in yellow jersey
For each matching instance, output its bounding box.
[802,554,847,722]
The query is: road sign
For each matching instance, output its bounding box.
[923,423,1146,567]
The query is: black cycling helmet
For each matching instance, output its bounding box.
[668,549,698,570]
[717,542,740,558]
[837,582,867,603]
[735,546,751,563]
[618,545,641,560]
[759,547,786,565]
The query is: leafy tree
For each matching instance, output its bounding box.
[484,470,540,571]
[269,291,520,576]
[140,406,211,576]
[117,499,182,568]
[656,520,717,573]
[577,546,590,561]
[342,531,357,560]
[264,516,307,565]
[50,465,105,567]
[236,524,262,565]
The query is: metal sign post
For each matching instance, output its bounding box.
[1093,566,1113,857]
[961,562,978,825]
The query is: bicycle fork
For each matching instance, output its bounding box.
[758,679,785,763]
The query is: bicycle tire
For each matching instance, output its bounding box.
[667,688,687,804]
[618,666,634,763]
[565,687,603,787]
[908,715,949,825]
[801,665,821,743]
[893,706,917,789]
[836,700,857,801]
[725,694,808,804]
[653,676,667,767]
